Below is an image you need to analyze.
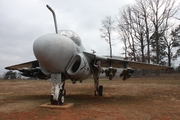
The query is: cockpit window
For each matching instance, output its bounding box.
[60,30,74,38]
[59,30,82,46]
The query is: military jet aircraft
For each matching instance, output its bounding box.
[5,5,173,105]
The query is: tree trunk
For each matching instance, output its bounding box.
[168,46,171,66]
[109,33,112,58]
[155,26,160,64]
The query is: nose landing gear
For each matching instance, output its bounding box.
[50,73,66,105]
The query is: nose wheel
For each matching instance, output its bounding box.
[58,93,65,105]
[50,89,66,105]
[50,95,56,105]
[58,89,66,105]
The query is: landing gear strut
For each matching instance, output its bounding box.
[50,73,66,105]
[91,61,103,96]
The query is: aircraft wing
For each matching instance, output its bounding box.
[84,52,173,70]
[5,60,39,70]
[5,60,47,79]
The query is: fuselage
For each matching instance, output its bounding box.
[33,30,91,80]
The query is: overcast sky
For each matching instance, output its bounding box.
[0,0,136,75]
[0,0,179,75]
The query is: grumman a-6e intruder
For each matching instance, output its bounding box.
[5,5,173,105]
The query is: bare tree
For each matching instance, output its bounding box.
[117,4,148,62]
[134,0,153,63]
[148,0,179,64]
[117,25,128,59]
[164,25,180,66]
[130,6,147,62]
[100,16,115,58]
[117,0,179,65]
[117,6,137,61]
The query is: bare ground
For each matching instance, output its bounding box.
[0,74,180,120]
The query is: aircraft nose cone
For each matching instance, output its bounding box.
[33,34,58,62]
[33,35,50,57]
[33,33,75,73]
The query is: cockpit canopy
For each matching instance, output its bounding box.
[59,30,82,46]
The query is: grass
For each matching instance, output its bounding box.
[7,94,49,100]
[0,74,180,119]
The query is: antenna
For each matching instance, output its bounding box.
[91,49,96,54]
[46,5,58,34]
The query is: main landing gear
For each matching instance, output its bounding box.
[91,61,103,96]
[50,73,66,105]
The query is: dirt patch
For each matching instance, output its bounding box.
[0,75,180,120]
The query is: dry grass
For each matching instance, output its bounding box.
[0,73,180,119]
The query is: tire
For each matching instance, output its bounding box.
[50,95,56,105]
[58,93,64,105]
[98,85,103,96]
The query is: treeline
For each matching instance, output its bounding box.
[100,0,180,67]
[2,71,25,79]
[3,71,18,79]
